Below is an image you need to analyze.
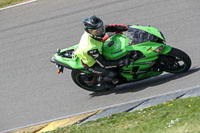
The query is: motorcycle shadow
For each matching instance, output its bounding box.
[89,66,200,97]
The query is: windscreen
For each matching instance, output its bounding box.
[123,28,159,45]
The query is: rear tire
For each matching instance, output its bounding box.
[156,47,191,73]
[71,70,109,92]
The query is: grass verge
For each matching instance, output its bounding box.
[0,0,28,8]
[48,96,200,133]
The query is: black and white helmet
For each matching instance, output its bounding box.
[83,15,106,39]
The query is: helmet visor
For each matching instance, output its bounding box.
[88,25,105,36]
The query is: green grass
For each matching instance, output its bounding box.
[0,0,27,8]
[47,96,200,133]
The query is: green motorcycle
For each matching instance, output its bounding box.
[50,25,191,92]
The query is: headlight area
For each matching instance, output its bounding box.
[154,46,164,53]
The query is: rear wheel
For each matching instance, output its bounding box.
[156,47,191,73]
[71,70,108,92]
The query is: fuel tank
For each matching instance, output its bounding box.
[103,34,130,60]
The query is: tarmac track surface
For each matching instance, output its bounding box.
[0,0,200,131]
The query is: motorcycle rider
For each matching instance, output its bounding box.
[75,15,129,89]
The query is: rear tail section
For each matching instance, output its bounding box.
[50,44,84,73]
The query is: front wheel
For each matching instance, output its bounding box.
[71,70,108,92]
[156,47,191,73]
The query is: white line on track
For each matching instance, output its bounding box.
[0,0,37,11]
[2,85,200,133]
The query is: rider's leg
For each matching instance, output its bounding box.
[88,63,118,88]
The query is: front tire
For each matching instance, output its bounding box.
[71,70,108,92]
[157,47,191,73]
